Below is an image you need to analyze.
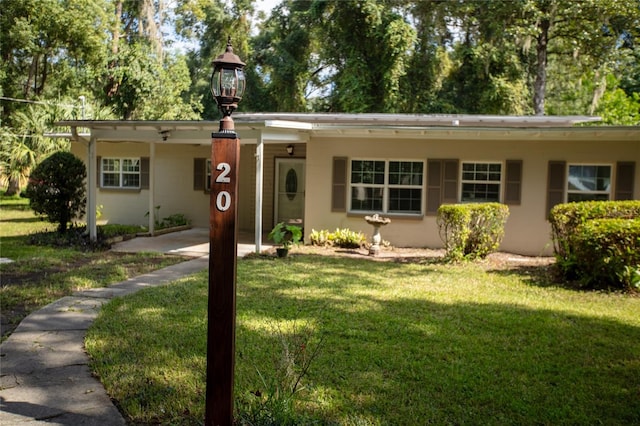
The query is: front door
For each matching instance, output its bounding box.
[274,158,305,228]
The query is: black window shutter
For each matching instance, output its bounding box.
[97,156,102,188]
[194,158,206,191]
[504,160,523,205]
[427,159,458,215]
[546,161,566,217]
[615,161,635,200]
[442,159,459,204]
[332,157,347,212]
[140,157,150,189]
[426,160,442,215]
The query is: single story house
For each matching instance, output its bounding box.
[59,113,639,256]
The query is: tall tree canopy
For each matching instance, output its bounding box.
[309,0,416,112]
[1,0,639,193]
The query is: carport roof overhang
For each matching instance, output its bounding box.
[56,113,639,144]
[55,119,311,144]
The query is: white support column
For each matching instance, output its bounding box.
[87,135,98,241]
[254,133,264,253]
[148,142,156,235]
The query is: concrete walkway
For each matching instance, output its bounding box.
[0,230,268,425]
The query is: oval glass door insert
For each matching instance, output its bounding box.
[286,168,298,200]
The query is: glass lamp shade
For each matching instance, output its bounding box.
[210,39,246,116]
[211,67,246,102]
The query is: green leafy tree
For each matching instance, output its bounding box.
[0,0,109,194]
[103,0,200,119]
[514,0,640,115]
[249,0,325,112]
[0,102,72,195]
[396,0,453,113]
[177,0,253,119]
[399,0,639,118]
[595,76,640,125]
[435,0,530,114]
[310,0,416,112]
[0,0,110,125]
[25,151,87,233]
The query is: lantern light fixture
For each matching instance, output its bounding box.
[210,37,246,133]
[286,144,294,156]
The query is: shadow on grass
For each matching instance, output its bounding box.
[237,297,640,425]
[487,264,560,287]
[0,204,31,211]
[0,216,47,224]
[87,256,640,425]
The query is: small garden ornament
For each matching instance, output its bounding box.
[365,214,391,256]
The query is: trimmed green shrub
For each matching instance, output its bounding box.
[437,203,510,261]
[549,200,640,258]
[549,201,640,279]
[572,218,640,290]
[25,151,87,233]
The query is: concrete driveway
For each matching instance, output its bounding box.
[110,228,269,258]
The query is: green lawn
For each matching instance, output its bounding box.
[86,254,640,425]
[0,194,185,339]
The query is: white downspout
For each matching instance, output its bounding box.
[255,132,264,253]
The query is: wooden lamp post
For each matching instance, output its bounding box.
[205,37,246,426]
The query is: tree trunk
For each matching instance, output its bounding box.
[5,178,21,196]
[113,1,122,56]
[106,1,122,99]
[533,17,550,116]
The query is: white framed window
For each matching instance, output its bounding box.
[350,159,424,214]
[461,162,502,203]
[101,158,141,188]
[567,164,611,202]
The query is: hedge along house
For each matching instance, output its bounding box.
[60,113,639,256]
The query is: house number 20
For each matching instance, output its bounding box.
[215,162,232,212]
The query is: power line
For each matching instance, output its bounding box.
[0,96,78,108]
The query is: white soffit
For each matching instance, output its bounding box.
[57,116,638,144]
[57,120,310,144]
[234,112,603,128]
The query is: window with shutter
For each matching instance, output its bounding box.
[100,157,142,189]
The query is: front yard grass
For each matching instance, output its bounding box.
[0,194,186,339]
[86,254,640,425]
